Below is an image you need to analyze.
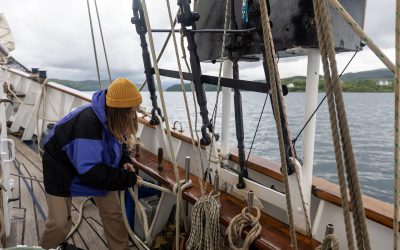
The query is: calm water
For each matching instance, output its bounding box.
[138,91,394,203]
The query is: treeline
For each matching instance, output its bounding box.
[282,79,394,92]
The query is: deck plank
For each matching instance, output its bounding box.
[7,207,25,246]
[7,136,111,249]
[15,158,39,246]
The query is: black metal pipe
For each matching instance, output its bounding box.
[132,0,162,125]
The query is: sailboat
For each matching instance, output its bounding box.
[0,0,398,249]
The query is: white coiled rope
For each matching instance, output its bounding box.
[186,192,221,250]
[226,207,261,250]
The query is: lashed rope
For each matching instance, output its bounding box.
[186,192,221,250]
[394,0,400,248]
[259,0,297,248]
[313,0,370,249]
[316,234,340,250]
[226,207,262,250]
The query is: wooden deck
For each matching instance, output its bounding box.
[132,149,320,250]
[7,136,123,249]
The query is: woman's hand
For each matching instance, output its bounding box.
[123,163,142,186]
[136,176,143,186]
[123,163,136,172]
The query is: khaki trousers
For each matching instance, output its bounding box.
[39,191,129,250]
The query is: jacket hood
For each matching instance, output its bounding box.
[91,90,108,128]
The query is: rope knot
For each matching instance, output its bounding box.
[227,207,262,250]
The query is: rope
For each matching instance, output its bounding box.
[245,93,268,171]
[141,0,186,247]
[258,0,298,247]
[327,0,395,73]
[316,234,340,250]
[186,192,221,250]
[93,0,112,84]
[394,0,400,248]
[226,207,261,250]
[205,0,231,175]
[292,50,359,145]
[313,0,370,249]
[179,32,206,193]
[0,200,5,248]
[120,189,151,250]
[86,0,102,89]
[165,0,205,195]
[65,197,92,240]
[138,12,178,92]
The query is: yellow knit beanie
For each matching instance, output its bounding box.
[106,77,142,108]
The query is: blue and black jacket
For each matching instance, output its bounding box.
[43,90,137,197]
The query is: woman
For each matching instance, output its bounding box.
[39,77,142,249]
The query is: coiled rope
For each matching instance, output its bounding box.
[313,0,370,249]
[226,207,262,250]
[182,0,230,248]
[186,192,221,250]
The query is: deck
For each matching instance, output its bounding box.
[132,149,320,250]
[7,135,119,249]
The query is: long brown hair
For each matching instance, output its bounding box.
[106,106,138,148]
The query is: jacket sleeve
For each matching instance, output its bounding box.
[119,143,133,167]
[62,118,137,190]
[79,164,137,190]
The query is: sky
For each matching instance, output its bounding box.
[0,0,396,83]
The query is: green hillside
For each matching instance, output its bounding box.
[49,79,111,91]
[49,79,146,91]
[166,83,217,91]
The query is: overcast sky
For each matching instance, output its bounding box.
[0,0,396,83]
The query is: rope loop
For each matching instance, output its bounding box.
[226,207,262,250]
[316,234,340,250]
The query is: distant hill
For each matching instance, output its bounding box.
[49,79,112,91]
[341,68,394,81]
[166,83,217,91]
[49,79,147,91]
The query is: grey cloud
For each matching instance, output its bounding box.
[1,0,396,82]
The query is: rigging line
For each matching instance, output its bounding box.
[245,93,269,172]
[180,32,207,192]
[141,0,186,247]
[292,50,359,144]
[205,0,231,180]
[165,0,205,197]
[86,0,102,89]
[93,0,112,84]
[138,12,178,92]
[259,0,302,244]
